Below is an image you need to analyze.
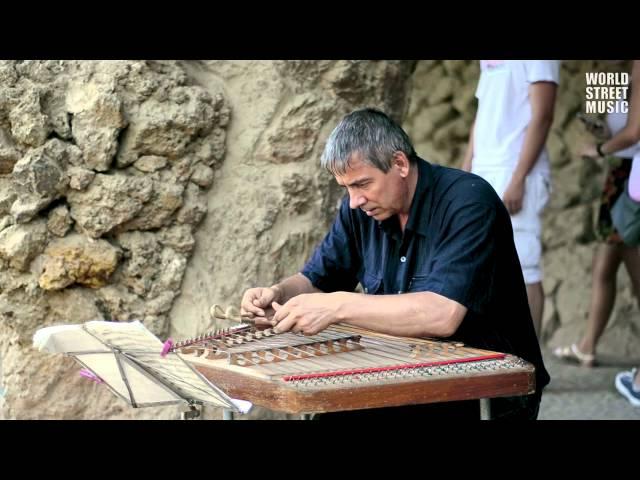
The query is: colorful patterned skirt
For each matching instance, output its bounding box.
[596,157,633,244]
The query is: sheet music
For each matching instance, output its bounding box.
[33,320,252,413]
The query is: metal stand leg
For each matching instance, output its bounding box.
[181,403,201,420]
[222,408,235,420]
[480,398,491,420]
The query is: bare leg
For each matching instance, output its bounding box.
[578,244,624,355]
[526,282,544,339]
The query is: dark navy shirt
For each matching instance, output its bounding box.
[301,157,550,391]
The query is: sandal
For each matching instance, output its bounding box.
[552,343,596,367]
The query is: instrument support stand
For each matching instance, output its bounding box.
[181,401,202,420]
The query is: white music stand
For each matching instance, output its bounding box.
[33,320,252,419]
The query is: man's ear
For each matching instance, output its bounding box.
[392,152,411,177]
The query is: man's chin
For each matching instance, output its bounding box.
[371,210,391,221]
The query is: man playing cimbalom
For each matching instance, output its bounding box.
[462,60,560,339]
[241,108,549,420]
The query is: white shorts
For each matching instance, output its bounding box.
[473,167,551,284]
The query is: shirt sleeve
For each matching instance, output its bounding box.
[419,199,499,315]
[300,197,360,293]
[524,60,560,85]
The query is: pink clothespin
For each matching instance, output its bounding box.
[79,369,104,384]
[161,338,174,358]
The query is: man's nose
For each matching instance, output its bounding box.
[349,194,366,209]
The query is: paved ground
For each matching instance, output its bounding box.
[538,348,640,420]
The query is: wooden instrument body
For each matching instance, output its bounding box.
[177,324,536,414]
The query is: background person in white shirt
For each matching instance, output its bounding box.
[462,60,560,338]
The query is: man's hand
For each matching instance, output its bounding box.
[271,292,343,335]
[240,286,281,327]
[502,177,525,215]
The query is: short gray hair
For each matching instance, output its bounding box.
[320,108,417,176]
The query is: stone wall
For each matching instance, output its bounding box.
[0,60,415,419]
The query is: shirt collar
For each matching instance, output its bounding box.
[379,157,433,238]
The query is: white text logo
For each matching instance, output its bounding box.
[585,72,629,114]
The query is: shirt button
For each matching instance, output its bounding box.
[400,256,406,263]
